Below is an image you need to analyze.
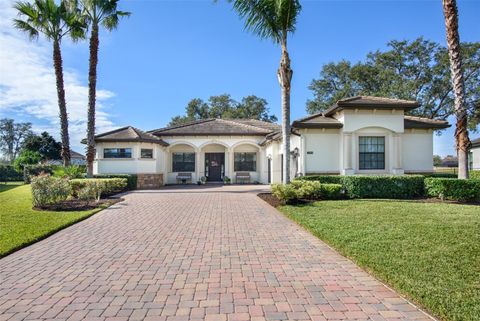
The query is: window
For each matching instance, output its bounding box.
[172,152,195,172]
[103,148,132,159]
[359,136,385,170]
[141,148,153,159]
[234,152,256,171]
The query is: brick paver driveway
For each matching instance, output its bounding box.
[1,186,433,321]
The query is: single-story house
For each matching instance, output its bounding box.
[45,150,86,166]
[86,96,450,188]
[470,138,480,170]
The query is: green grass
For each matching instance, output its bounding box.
[0,184,104,257]
[280,200,480,321]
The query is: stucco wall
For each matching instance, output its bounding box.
[341,109,405,133]
[470,147,480,170]
[403,129,433,173]
[301,129,341,174]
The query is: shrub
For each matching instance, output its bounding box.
[0,165,23,182]
[470,171,480,180]
[14,150,41,172]
[23,164,54,183]
[342,175,424,199]
[31,175,71,207]
[291,180,322,199]
[320,184,343,200]
[64,165,85,179]
[424,178,480,202]
[422,173,458,178]
[297,175,343,184]
[271,184,298,204]
[70,178,128,198]
[93,174,137,190]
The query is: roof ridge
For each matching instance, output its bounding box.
[95,126,132,138]
[131,127,162,140]
[148,119,215,133]
[217,119,272,133]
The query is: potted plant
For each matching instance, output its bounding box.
[223,176,231,184]
[200,176,207,185]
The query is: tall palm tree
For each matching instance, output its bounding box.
[13,0,85,166]
[228,0,301,184]
[441,0,470,179]
[80,0,130,177]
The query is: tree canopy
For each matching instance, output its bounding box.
[0,119,32,163]
[306,38,479,130]
[169,94,277,126]
[22,131,62,161]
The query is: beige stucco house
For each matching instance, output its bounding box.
[469,138,480,170]
[88,96,449,187]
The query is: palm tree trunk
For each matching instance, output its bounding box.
[277,42,293,184]
[86,22,99,178]
[53,40,71,167]
[442,0,470,179]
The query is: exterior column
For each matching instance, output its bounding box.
[301,134,306,176]
[343,133,354,175]
[392,134,404,175]
[228,148,234,182]
[195,147,201,182]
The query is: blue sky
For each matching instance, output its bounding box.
[1,0,479,155]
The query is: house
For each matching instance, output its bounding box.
[470,138,480,170]
[87,96,450,188]
[45,150,86,166]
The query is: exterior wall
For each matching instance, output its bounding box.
[469,147,480,170]
[94,142,164,175]
[403,129,434,173]
[300,129,341,174]
[341,109,404,133]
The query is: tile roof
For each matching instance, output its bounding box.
[404,116,450,129]
[84,126,169,146]
[324,96,420,116]
[149,119,280,136]
[292,113,343,129]
[471,137,480,148]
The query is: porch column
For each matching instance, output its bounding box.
[343,133,354,175]
[195,147,201,182]
[392,134,404,175]
[228,148,234,182]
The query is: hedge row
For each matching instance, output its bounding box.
[94,174,137,190]
[425,178,480,202]
[272,180,343,204]
[295,174,480,202]
[0,165,23,182]
[31,176,128,207]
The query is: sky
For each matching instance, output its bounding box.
[0,0,479,156]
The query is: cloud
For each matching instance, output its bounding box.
[0,0,117,153]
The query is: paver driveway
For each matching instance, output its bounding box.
[0,186,434,321]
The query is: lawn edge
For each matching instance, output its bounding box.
[256,195,439,321]
[0,202,112,259]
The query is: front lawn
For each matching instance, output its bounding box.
[0,184,104,257]
[280,200,480,321]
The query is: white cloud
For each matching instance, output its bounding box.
[0,0,117,153]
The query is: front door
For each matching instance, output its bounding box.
[205,153,225,182]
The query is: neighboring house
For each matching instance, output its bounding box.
[469,138,480,170]
[439,155,458,168]
[87,96,449,187]
[45,150,86,166]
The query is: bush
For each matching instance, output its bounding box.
[342,175,425,199]
[271,184,298,204]
[0,165,23,182]
[31,175,71,207]
[23,164,54,183]
[291,180,322,199]
[320,184,343,200]
[470,171,480,180]
[64,165,85,179]
[424,178,480,202]
[422,173,458,178]
[70,178,128,199]
[94,174,137,190]
[297,175,343,184]
[14,150,41,172]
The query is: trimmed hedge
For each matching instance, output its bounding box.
[424,178,480,202]
[70,178,128,198]
[321,184,343,200]
[470,171,480,180]
[31,175,71,207]
[23,164,54,183]
[297,175,343,184]
[272,180,344,203]
[94,174,137,190]
[0,165,23,182]
[342,175,425,199]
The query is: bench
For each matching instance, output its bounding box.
[176,172,192,184]
[236,171,251,184]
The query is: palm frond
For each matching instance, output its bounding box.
[12,19,39,39]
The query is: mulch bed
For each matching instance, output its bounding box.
[34,197,124,212]
[258,193,283,208]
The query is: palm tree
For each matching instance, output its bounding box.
[441,0,470,179]
[228,0,301,184]
[80,0,130,177]
[13,0,85,166]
